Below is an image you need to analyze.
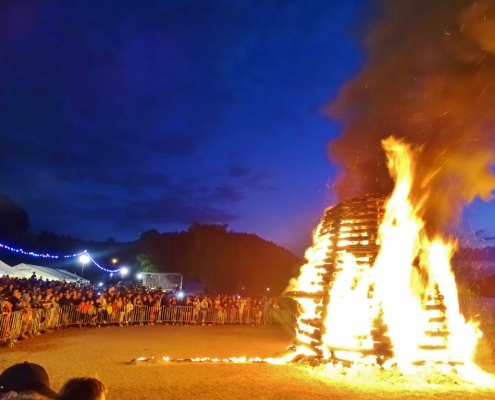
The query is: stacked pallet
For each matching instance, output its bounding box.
[287,193,466,368]
[286,194,386,359]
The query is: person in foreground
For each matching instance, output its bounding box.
[56,378,106,400]
[0,362,57,399]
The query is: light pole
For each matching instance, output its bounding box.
[79,254,90,278]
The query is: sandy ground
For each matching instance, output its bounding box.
[1,324,495,400]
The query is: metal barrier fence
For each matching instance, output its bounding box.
[56,305,294,327]
[1,306,295,347]
[1,311,23,348]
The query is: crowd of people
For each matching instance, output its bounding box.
[0,361,105,400]
[0,275,295,399]
[0,273,295,343]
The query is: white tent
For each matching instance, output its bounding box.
[58,269,90,285]
[0,260,29,278]
[13,263,79,282]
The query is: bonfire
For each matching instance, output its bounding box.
[285,136,494,386]
[133,137,494,388]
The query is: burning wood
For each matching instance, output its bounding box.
[285,137,494,386]
[286,193,386,357]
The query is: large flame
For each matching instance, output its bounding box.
[287,136,494,385]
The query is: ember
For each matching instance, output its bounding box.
[285,136,494,386]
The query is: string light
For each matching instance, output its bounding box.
[0,242,86,259]
[89,257,119,273]
[0,242,120,274]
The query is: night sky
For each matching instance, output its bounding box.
[1,0,494,256]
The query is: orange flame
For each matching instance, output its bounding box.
[287,136,494,385]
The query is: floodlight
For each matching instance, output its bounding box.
[79,253,90,278]
[79,254,90,264]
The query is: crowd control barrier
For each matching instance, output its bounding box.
[1,305,295,348]
[56,305,294,328]
[0,311,23,348]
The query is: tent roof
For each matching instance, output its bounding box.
[13,263,79,282]
[0,260,29,278]
[58,269,90,284]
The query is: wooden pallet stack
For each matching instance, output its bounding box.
[286,194,387,359]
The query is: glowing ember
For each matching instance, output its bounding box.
[286,136,494,386]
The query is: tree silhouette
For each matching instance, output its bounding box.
[0,194,29,241]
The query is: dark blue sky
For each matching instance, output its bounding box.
[1,0,493,256]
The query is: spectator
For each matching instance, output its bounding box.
[229,303,236,324]
[0,362,57,399]
[116,297,124,326]
[56,377,106,400]
[9,290,22,312]
[87,301,97,327]
[192,296,200,324]
[238,298,245,324]
[254,304,262,325]
[0,274,294,341]
[95,295,107,326]
[200,297,209,326]
[244,300,252,325]
[152,295,161,325]
[124,298,133,325]
[263,299,271,324]
[134,296,144,326]
[58,293,72,308]
[168,296,177,325]
[183,296,193,324]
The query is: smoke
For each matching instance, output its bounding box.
[325,0,495,235]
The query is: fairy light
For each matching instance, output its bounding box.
[0,242,119,274]
[89,257,120,273]
[0,242,86,259]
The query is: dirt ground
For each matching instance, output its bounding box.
[1,324,495,400]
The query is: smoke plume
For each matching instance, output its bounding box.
[326,0,495,235]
